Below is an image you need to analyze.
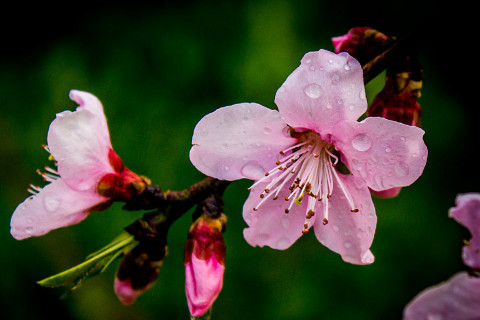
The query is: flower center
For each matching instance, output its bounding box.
[248,131,358,234]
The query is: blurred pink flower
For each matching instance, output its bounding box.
[184,215,225,317]
[190,49,428,264]
[403,272,480,320]
[11,90,144,240]
[114,278,153,305]
[449,193,480,269]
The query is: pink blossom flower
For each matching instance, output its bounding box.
[10,90,145,240]
[403,272,480,320]
[184,215,225,317]
[190,49,428,264]
[449,193,480,270]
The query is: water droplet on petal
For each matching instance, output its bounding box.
[241,162,266,180]
[344,63,350,70]
[344,241,352,248]
[303,83,322,99]
[224,166,230,171]
[277,238,290,249]
[332,225,339,232]
[25,226,33,235]
[426,314,443,320]
[281,217,290,229]
[44,196,60,212]
[352,134,372,152]
[394,162,409,177]
[263,127,272,135]
[326,103,333,109]
[348,104,355,111]
[385,147,392,153]
[359,91,366,100]
[400,136,406,142]
[361,250,375,264]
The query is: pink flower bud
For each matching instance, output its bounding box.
[114,242,167,305]
[184,214,226,317]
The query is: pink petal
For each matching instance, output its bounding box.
[114,277,146,305]
[69,90,109,131]
[449,193,480,269]
[47,107,114,191]
[370,187,402,198]
[10,179,106,240]
[185,255,224,317]
[403,272,480,320]
[313,173,376,265]
[190,103,296,181]
[274,49,367,133]
[243,181,311,250]
[333,117,427,191]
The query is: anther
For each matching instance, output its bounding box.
[259,194,264,199]
[253,208,258,211]
[264,189,270,193]
[284,208,289,213]
[351,208,359,213]
[273,196,278,200]
[306,210,315,219]
[302,229,309,234]
[323,218,328,225]
[265,172,270,176]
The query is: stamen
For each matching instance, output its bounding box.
[279,140,310,155]
[27,184,42,195]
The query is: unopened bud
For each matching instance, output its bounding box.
[114,241,167,305]
[184,213,226,317]
[332,27,391,64]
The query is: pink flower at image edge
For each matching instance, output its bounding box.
[190,49,428,265]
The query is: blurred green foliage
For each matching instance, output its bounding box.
[1,1,477,319]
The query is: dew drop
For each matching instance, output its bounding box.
[427,314,443,320]
[361,251,374,264]
[281,217,290,229]
[241,162,266,180]
[326,103,333,109]
[332,225,339,232]
[344,241,352,248]
[309,65,315,71]
[385,147,392,153]
[348,104,355,111]
[328,59,333,64]
[400,136,406,142]
[394,162,409,177]
[277,238,290,249]
[352,134,372,152]
[263,127,272,135]
[44,196,60,212]
[224,166,230,171]
[344,63,350,71]
[359,91,366,100]
[25,226,33,235]
[303,83,322,99]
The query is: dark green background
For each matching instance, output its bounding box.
[1,1,477,319]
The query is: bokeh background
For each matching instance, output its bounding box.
[1,1,478,319]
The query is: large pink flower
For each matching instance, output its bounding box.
[11,90,144,240]
[449,193,480,270]
[190,49,428,264]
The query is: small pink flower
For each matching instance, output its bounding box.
[449,193,480,270]
[184,215,225,317]
[190,49,428,264]
[403,272,480,320]
[11,90,145,240]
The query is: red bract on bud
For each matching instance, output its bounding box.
[332,27,391,64]
[96,149,147,201]
[184,213,226,317]
[114,241,167,305]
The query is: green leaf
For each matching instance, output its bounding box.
[37,232,138,295]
